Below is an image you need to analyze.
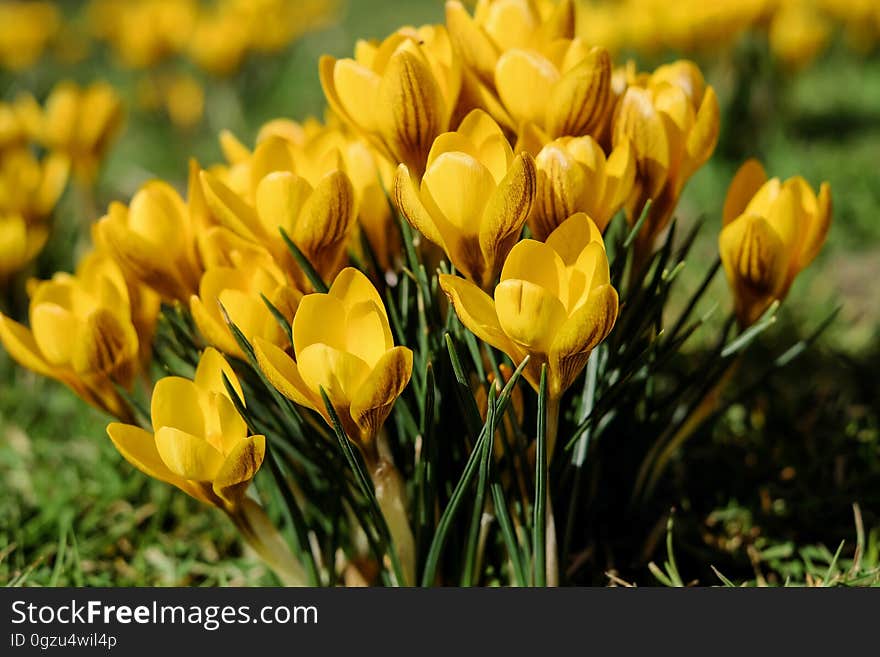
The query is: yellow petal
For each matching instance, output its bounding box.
[344,300,392,367]
[438,274,514,354]
[213,435,266,505]
[685,86,720,173]
[194,346,243,402]
[446,0,498,84]
[333,59,381,132]
[723,159,767,227]
[155,426,224,481]
[290,170,355,262]
[495,49,560,128]
[71,308,138,382]
[421,151,495,232]
[151,376,207,437]
[296,343,371,410]
[479,152,536,283]
[350,346,413,441]
[190,294,243,358]
[545,212,604,266]
[393,163,446,249]
[549,283,618,394]
[495,278,568,354]
[31,304,79,367]
[0,314,56,379]
[720,214,788,297]
[219,129,251,165]
[796,181,831,270]
[106,423,181,487]
[613,87,669,201]
[599,139,636,228]
[546,47,611,139]
[532,142,586,240]
[500,239,566,296]
[254,171,312,241]
[329,267,389,324]
[377,46,444,174]
[253,337,319,410]
[250,136,296,193]
[293,293,347,353]
[200,171,263,242]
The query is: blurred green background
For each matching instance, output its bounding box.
[1,0,878,586]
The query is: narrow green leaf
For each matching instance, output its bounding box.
[279,227,328,293]
[260,293,293,346]
[461,385,496,585]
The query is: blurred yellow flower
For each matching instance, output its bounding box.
[720,159,832,327]
[87,0,196,69]
[320,26,462,176]
[22,81,123,184]
[530,135,635,239]
[440,212,618,400]
[0,214,48,281]
[769,1,831,71]
[395,109,536,290]
[255,267,413,448]
[0,251,142,420]
[94,172,203,302]
[0,1,60,71]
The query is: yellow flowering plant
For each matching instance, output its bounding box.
[0,0,843,588]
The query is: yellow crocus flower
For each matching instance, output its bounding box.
[320,26,462,176]
[191,254,301,360]
[94,175,202,302]
[254,267,413,449]
[440,212,618,403]
[239,119,400,274]
[0,1,60,71]
[0,146,68,279]
[394,109,537,291]
[530,135,635,239]
[613,60,719,258]
[199,139,357,290]
[0,251,141,420]
[254,267,415,583]
[445,0,575,86]
[769,1,830,72]
[0,214,48,280]
[26,81,123,184]
[107,347,263,510]
[106,347,306,585]
[0,148,69,221]
[493,38,612,142]
[719,159,832,327]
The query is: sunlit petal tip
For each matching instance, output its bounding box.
[253,337,318,410]
[350,346,413,442]
[723,159,768,226]
[213,435,266,506]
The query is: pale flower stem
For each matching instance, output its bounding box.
[371,459,416,586]
[230,499,308,586]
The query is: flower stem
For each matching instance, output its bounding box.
[230,499,307,586]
